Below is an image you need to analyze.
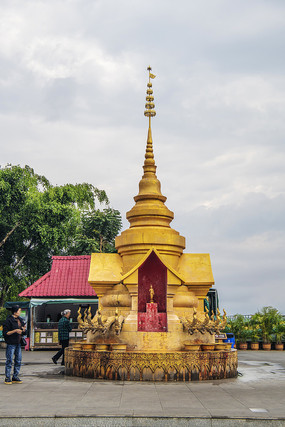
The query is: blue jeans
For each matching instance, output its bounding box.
[5,344,22,379]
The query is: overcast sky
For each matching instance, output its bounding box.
[1,0,285,315]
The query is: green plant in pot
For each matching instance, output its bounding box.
[249,313,262,350]
[272,320,285,350]
[257,307,282,350]
[248,326,261,350]
[229,314,250,349]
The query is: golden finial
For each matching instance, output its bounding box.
[141,66,157,177]
[144,66,156,121]
[149,285,154,303]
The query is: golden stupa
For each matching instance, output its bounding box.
[66,68,237,381]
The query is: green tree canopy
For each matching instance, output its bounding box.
[0,164,122,306]
[68,208,122,255]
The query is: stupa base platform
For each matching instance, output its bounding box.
[65,348,238,381]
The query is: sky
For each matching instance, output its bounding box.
[1,0,285,315]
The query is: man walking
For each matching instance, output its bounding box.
[3,305,26,385]
[52,309,72,366]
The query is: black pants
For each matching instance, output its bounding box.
[53,339,69,365]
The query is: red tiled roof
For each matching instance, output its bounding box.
[19,255,96,298]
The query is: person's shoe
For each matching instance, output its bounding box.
[61,362,65,366]
[52,357,57,365]
[4,378,12,385]
[12,377,22,384]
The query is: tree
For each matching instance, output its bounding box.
[0,164,122,306]
[68,208,122,255]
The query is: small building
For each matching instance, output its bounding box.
[19,255,98,350]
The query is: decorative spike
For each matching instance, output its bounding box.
[77,307,83,325]
[97,309,103,327]
[87,306,92,324]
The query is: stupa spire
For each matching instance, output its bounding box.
[115,67,186,272]
[143,66,156,175]
[134,66,165,202]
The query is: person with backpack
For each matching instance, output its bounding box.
[3,305,26,385]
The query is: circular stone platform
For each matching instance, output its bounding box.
[65,348,238,381]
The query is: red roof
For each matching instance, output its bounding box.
[19,255,96,298]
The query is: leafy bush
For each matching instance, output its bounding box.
[254,307,283,344]
[227,314,250,343]
[230,307,284,345]
[272,321,285,344]
[248,314,262,342]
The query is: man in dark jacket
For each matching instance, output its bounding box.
[3,305,26,385]
[52,309,72,366]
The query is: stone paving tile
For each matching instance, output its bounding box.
[120,388,159,399]
[159,399,204,410]
[157,392,205,410]
[189,389,246,410]
[218,380,256,389]
[78,397,122,408]
[120,399,162,411]
[120,387,159,402]
[80,390,122,399]
[120,392,161,400]
[54,380,93,387]
[226,390,285,409]
[154,382,191,389]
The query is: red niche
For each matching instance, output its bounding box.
[137,251,167,332]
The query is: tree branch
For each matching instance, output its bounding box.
[0,222,20,248]
[13,240,33,270]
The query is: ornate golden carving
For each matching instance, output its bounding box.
[77,307,125,336]
[180,308,227,336]
[65,348,237,381]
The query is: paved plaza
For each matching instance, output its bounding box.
[0,349,285,426]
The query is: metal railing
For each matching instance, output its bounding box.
[227,314,285,321]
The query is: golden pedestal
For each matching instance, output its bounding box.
[65,348,238,381]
